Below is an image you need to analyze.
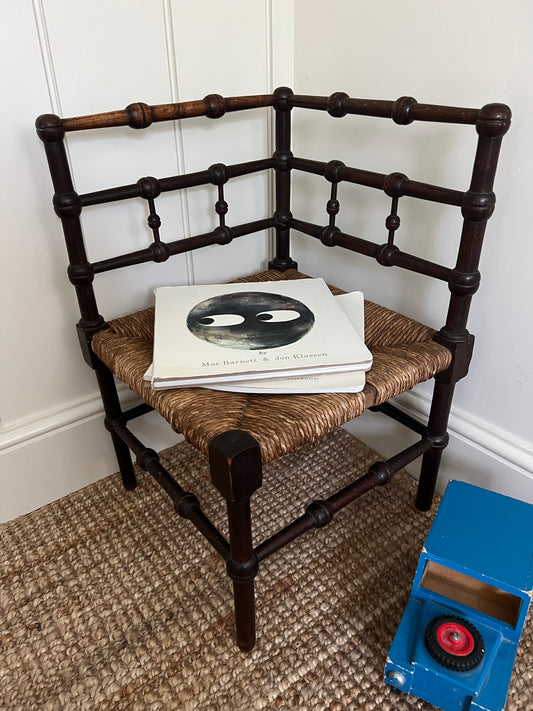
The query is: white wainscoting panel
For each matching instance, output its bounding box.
[1,0,292,521]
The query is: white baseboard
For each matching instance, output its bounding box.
[0,390,181,523]
[345,390,533,505]
[2,387,532,522]
[405,390,533,473]
[0,392,116,453]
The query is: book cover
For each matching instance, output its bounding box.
[150,278,372,389]
[207,292,367,393]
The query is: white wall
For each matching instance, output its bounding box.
[292,0,533,502]
[1,0,532,522]
[0,0,294,521]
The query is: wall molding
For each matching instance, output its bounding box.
[397,389,533,479]
[162,0,195,285]
[0,387,137,455]
[32,0,62,115]
[3,384,531,480]
[265,0,276,262]
[0,389,180,523]
[0,394,101,453]
[2,383,531,522]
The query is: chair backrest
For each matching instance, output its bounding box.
[36,88,511,378]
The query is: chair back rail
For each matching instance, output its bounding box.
[36,88,511,374]
[60,93,276,132]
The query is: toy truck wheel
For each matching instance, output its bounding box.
[424,615,484,672]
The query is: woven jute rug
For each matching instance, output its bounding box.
[1,429,531,710]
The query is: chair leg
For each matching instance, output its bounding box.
[416,379,455,511]
[95,365,137,490]
[208,430,262,652]
[108,429,137,491]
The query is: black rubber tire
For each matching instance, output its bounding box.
[424,615,484,672]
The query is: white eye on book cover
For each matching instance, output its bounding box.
[143,278,372,393]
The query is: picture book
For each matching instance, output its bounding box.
[149,278,372,389]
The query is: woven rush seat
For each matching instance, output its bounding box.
[92,269,452,464]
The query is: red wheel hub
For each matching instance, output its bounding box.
[436,621,475,656]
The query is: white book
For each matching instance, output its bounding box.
[148,278,372,389]
[207,292,367,393]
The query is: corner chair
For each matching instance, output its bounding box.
[36,88,511,651]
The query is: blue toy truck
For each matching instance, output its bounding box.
[384,480,533,711]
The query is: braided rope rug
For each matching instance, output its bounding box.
[1,429,531,710]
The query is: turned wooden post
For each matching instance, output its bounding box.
[36,113,137,490]
[208,430,262,651]
[269,86,297,271]
[416,103,511,510]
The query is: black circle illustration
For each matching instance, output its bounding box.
[186,291,315,350]
[424,615,484,672]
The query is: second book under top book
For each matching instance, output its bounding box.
[149,278,372,389]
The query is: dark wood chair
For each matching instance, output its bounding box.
[36,88,511,651]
